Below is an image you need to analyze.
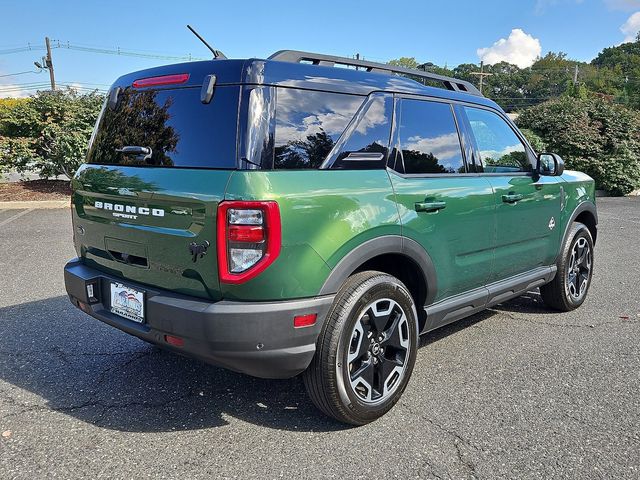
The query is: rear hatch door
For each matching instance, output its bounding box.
[72,63,242,300]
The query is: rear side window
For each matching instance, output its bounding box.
[396,99,465,174]
[325,95,393,170]
[464,107,531,173]
[274,89,364,169]
[87,86,239,168]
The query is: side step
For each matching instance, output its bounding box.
[422,266,557,333]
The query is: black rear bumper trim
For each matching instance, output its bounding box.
[64,258,334,379]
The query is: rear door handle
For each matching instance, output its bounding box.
[415,201,447,213]
[501,193,523,204]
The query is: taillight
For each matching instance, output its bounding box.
[132,73,190,88]
[217,201,281,284]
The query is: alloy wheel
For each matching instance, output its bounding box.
[344,298,411,404]
[567,237,592,301]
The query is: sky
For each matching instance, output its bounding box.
[2,0,640,98]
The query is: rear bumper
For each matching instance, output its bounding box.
[64,258,334,379]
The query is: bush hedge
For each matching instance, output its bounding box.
[516,97,640,195]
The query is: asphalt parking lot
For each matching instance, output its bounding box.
[0,198,638,479]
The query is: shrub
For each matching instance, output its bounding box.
[519,128,547,153]
[516,96,640,195]
[0,89,104,179]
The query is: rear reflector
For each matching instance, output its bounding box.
[133,73,190,88]
[294,314,317,328]
[164,335,185,347]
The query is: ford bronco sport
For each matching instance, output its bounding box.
[64,50,597,425]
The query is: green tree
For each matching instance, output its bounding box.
[387,57,419,69]
[517,96,640,195]
[0,89,104,178]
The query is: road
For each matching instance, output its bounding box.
[0,198,638,479]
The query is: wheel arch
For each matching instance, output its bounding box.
[560,202,598,259]
[319,236,437,332]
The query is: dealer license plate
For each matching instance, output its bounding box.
[110,282,145,323]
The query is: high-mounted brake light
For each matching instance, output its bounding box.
[217,201,281,284]
[132,73,190,88]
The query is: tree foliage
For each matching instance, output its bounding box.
[517,97,640,195]
[0,89,104,178]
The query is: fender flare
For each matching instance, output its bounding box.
[557,201,598,261]
[318,235,438,306]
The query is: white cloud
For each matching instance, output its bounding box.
[405,133,462,161]
[0,82,30,99]
[477,29,542,68]
[621,11,640,42]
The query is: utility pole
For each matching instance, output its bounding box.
[471,61,492,95]
[573,64,579,85]
[45,37,55,91]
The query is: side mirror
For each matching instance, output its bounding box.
[537,153,564,176]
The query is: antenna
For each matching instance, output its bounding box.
[186,25,227,59]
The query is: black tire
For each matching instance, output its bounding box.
[540,222,594,311]
[303,271,418,425]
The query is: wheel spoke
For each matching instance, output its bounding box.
[368,300,395,333]
[375,356,402,395]
[382,312,409,350]
[350,359,375,390]
[347,320,370,364]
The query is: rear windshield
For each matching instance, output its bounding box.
[87,86,239,168]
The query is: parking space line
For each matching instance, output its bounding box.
[0,208,34,227]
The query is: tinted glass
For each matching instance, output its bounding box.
[88,86,239,168]
[464,107,530,173]
[328,95,392,169]
[274,88,364,169]
[398,99,465,174]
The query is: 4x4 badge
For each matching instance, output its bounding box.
[548,217,556,230]
[189,241,210,263]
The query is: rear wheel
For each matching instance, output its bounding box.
[540,222,594,311]
[303,271,418,425]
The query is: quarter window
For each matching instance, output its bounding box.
[464,107,531,173]
[325,95,393,170]
[274,89,364,169]
[397,99,465,174]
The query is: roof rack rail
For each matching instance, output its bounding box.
[268,50,482,96]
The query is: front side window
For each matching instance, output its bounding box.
[396,99,465,174]
[273,88,364,169]
[464,107,531,173]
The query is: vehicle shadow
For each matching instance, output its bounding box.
[0,293,541,433]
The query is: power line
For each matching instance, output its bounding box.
[0,70,40,78]
[0,40,206,61]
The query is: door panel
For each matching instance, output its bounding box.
[460,105,562,282]
[489,176,562,280]
[390,97,496,303]
[390,174,496,301]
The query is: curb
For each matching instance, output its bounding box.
[0,200,69,210]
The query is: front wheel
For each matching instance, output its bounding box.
[540,222,594,311]
[303,271,418,425]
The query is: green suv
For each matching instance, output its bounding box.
[64,50,597,425]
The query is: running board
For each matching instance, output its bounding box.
[422,266,557,333]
